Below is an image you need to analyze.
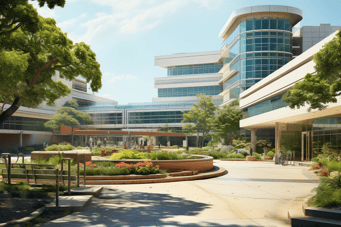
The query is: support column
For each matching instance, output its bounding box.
[251,129,257,154]
[85,135,87,147]
[275,122,281,155]
[19,131,23,147]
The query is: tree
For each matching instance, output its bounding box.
[282,30,341,111]
[181,94,216,147]
[210,100,242,145]
[0,14,102,126]
[44,100,93,144]
[0,0,66,36]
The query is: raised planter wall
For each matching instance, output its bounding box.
[31,151,91,163]
[100,155,213,173]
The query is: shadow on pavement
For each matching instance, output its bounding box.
[42,188,259,227]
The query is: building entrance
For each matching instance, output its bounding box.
[301,131,312,161]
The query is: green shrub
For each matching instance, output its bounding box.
[45,144,75,151]
[207,151,226,159]
[91,151,101,156]
[147,151,179,160]
[253,153,261,159]
[314,187,341,207]
[170,145,178,148]
[42,183,68,192]
[266,151,275,158]
[225,153,245,159]
[109,149,148,160]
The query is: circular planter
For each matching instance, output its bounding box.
[94,155,213,173]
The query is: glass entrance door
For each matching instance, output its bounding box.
[301,131,312,161]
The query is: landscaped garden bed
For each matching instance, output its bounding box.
[306,143,341,210]
[0,181,73,225]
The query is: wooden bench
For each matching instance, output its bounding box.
[1,153,77,207]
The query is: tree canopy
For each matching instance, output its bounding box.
[0,7,102,125]
[282,30,341,111]
[181,94,217,147]
[0,0,65,36]
[45,100,93,144]
[210,100,242,145]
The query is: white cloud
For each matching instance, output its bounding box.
[98,94,112,98]
[79,13,88,18]
[58,18,78,28]
[107,75,139,83]
[77,0,224,44]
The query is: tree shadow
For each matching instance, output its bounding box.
[43,188,259,226]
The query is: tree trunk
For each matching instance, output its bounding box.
[196,133,199,148]
[0,97,20,126]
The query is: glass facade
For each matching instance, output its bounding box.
[242,92,289,119]
[276,116,341,161]
[222,17,293,100]
[89,113,122,125]
[0,116,49,131]
[167,63,223,76]
[158,86,222,98]
[128,111,188,124]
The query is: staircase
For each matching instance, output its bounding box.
[291,206,341,227]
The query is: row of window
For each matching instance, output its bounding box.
[128,111,187,124]
[242,92,289,119]
[241,19,291,32]
[1,116,49,131]
[167,63,223,76]
[158,86,222,98]
[224,18,292,47]
[155,78,220,85]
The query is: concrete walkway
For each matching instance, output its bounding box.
[42,161,319,227]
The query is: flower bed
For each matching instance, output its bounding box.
[79,161,161,176]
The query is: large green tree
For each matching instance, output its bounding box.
[45,100,94,144]
[282,30,341,111]
[210,100,242,145]
[181,94,217,147]
[0,12,102,125]
[0,0,65,36]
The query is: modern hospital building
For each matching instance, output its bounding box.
[1,5,341,161]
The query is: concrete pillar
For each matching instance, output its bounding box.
[251,129,257,154]
[19,131,23,147]
[275,122,281,155]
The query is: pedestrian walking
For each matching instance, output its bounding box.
[158,142,161,149]
[89,137,93,153]
[250,147,253,156]
[104,138,107,147]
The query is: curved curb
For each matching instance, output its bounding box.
[0,206,45,227]
[85,166,227,185]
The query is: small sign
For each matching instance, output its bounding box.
[183,140,187,147]
[218,143,222,149]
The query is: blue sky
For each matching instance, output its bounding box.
[31,0,341,105]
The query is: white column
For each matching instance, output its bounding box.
[251,129,257,154]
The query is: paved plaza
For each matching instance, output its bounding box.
[42,161,318,227]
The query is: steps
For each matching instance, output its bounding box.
[291,206,341,227]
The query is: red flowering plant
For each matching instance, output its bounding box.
[79,162,97,168]
[115,161,160,175]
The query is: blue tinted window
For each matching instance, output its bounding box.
[262,19,269,29]
[270,19,277,29]
[246,20,253,31]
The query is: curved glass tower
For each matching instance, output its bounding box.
[219,5,303,104]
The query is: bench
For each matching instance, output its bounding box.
[1,153,77,207]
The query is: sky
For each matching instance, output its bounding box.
[31,0,341,105]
